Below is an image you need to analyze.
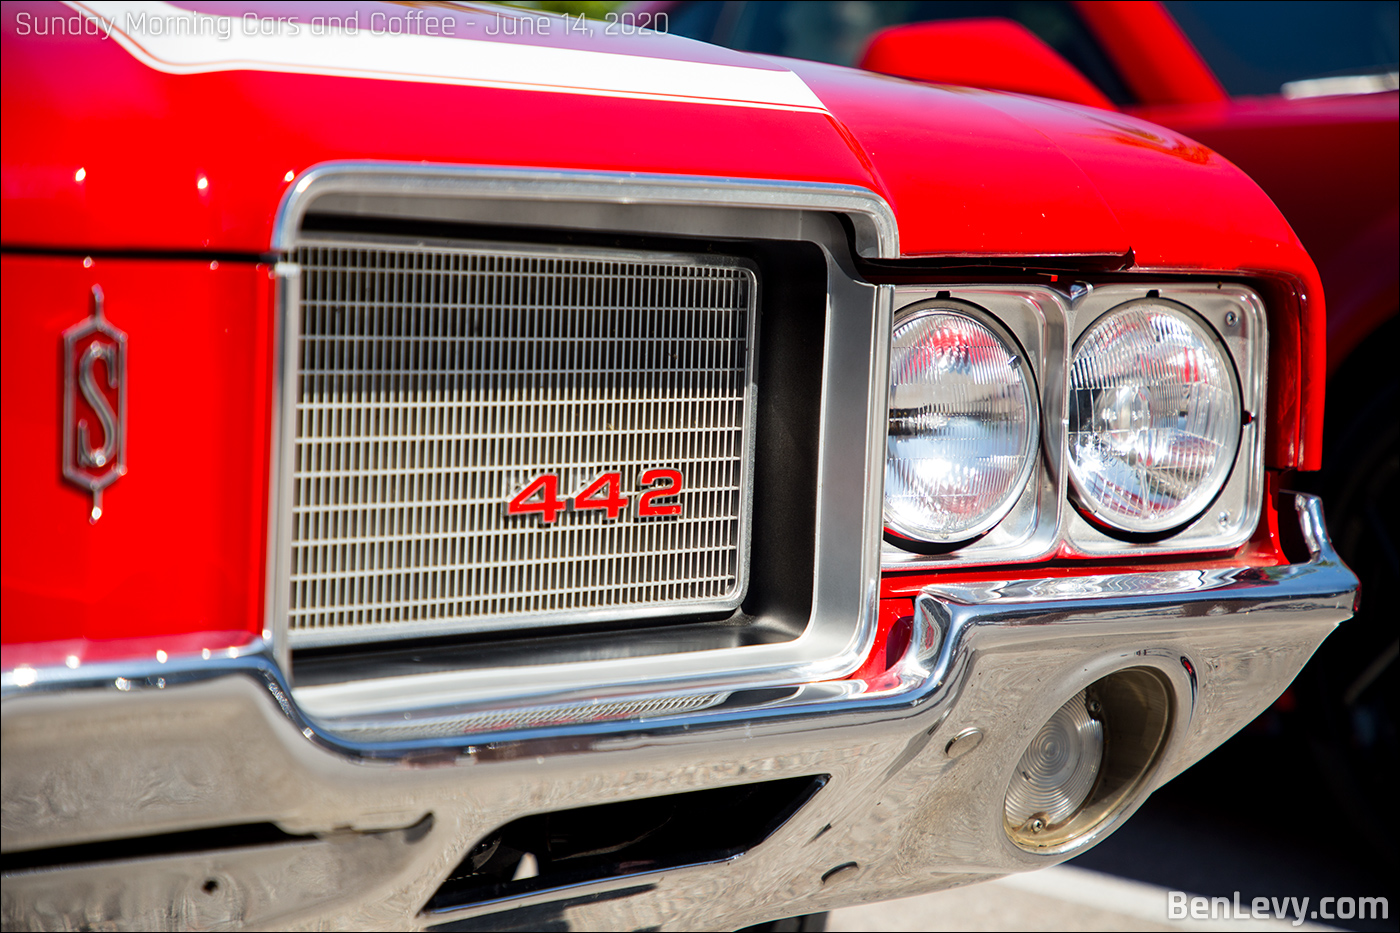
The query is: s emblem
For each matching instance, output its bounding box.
[63,285,127,522]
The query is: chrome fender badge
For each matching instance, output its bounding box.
[63,285,127,522]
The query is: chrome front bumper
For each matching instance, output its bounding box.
[1,494,1357,932]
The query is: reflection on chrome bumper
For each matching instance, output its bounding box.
[1,494,1357,932]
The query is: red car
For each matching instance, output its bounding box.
[1,2,1361,929]
[656,0,1399,863]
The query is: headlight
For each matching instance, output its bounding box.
[1067,300,1241,535]
[885,303,1039,545]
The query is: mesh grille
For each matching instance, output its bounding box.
[326,692,730,742]
[286,239,756,646]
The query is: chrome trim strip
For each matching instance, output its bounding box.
[1,495,1356,931]
[2,637,270,695]
[269,262,300,674]
[272,163,900,259]
[422,863,712,927]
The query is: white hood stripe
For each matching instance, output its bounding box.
[68,1,828,113]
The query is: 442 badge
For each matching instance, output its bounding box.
[506,470,684,523]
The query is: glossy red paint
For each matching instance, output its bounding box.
[783,58,1325,468]
[1,0,1328,471]
[0,1,873,255]
[857,18,1114,110]
[1072,0,1226,105]
[0,1,1312,273]
[1,1,1329,659]
[1067,1,1391,459]
[0,254,273,657]
[848,599,915,685]
[973,91,1327,469]
[1249,274,1312,472]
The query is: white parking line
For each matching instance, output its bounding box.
[828,866,1344,932]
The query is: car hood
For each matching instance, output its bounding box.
[1,0,1302,273]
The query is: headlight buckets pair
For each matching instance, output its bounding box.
[885,297,1241,546]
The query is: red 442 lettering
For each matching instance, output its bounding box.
[507,470,684,523]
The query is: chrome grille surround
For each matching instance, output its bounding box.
[286,237,758,647]
[267,163,893,717]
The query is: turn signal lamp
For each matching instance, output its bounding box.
[1006,669,1173,853]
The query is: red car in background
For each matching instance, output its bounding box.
[652,0,1397,856]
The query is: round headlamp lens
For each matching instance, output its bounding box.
[886,306,1038,544]
[1068,301,1241,534]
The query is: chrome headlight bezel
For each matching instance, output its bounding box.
[1062,284,1267,558]
[885,299,1042,547]
[882,287,1064,564]
[881,282,1268,568]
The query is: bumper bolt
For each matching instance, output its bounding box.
[822,862,860,887]
[945,727,985,758]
